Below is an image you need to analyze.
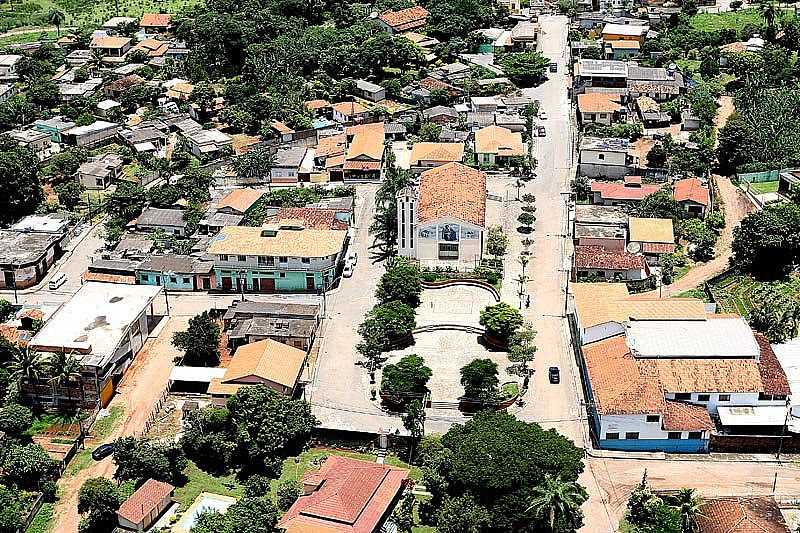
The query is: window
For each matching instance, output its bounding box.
[625,432,639,440]
[219,254,229,261]
[774,394,787,401]
[599,113,607,118]
[301,258,310,264]
[697,394,710,402]
[598,153,605,160]
[759,393,773,401]
[169,276,177,283]
[667,432,682,440]
[279,272,286,278]
[238,255,247,262]
[258,256,267,265]
[718,394,730,402]
[279,256,288,263]
[605,432,619,440]
[674,393,691,400]
[183,277,191,284]
[646,415,660,423]
[688,431,703,439]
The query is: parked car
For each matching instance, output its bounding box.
[537,126,546,137]
[549,62,557,72]
[343,262,354,278]
[49,272,67,290]
[548,366,560,384]
[92,443,115,461]
[347,251,358,265]
[538,110,548,120]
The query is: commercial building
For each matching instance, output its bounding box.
[580,137,636,178]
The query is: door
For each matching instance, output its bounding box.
[221,276,232,290]
[260,278,276,293]
[202,277,210,290]
[305,274,315,291]
[3,270,13,288]
[154,275,161,286]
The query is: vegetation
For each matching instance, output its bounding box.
[376,259,423,308]
[508,322,537,370]
[112,436,188,486]
[500,51,550,86]
[732,203,800,277]
[0,137,43,225]
[78,477,123,533]
[479,303,524,343]
[380,354,433,405]
[172,312,221,367]
[624,473,704,533]
[191,496,278,533]
[460,358,500,402]
[486,226,509,261]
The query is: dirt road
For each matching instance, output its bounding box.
[50,316,187,533]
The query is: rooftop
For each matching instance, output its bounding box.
[474,125,525,156]
[696,496,790,533]
[90,36,131,49]
[602,23,649,36]
[208,225,347,258]
[581,136,629,152]
[117,478,174,525]
[626,317,760,359]
[331,101,368,116]
[223,338,306,388]
[673,177,710,206]
[268,208,348,230]
[64,120,118,136]
[138,254,213,274]
[574,245,647,271]
[576,59,629,78]
[628,217,674,244]
[0,230,61,265]
[136,207,187,228]
[575,204,628,226]
[355,79,383,93]
[417,162,486,227]
[577,92,624,114]
[409,142,464,164]
[140,13,172,27]
[378,5,429,30]
[218,188,264,214]
[223,300,319,321]
[591,180,662,201]
[11,214,70,234]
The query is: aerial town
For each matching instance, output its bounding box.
[0,0,798,531]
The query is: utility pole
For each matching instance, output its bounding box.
[776,396,791,461]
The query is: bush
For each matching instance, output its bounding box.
[376,259,422,308]
[380,354,433,403]
[244,474,271,497]
[276,479,302,512]
[479,303,523,343]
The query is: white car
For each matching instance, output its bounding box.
[347,251,358,265]
[49,272,67,290]
[342,262,354,278]
[538,110,548,120]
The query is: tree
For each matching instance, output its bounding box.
[518,210,536,231]
[480,303,524,343]
[376,259,422,308]
[673,488,703,533]
[638,188,684,223]
[55,181,84,211]
[146,184,182,207]
[105,181,145,221]
[48,147,88,178]
[192,496,279,533]
[732,203,800,277]
[418,121,443,142]
[357,301,417,364]
[234,146,275,184]
[0,403,32,440]
[370,153,413,262]
[391,492,416,533]
[0,138,43,225]
[526,474,588,531]
[646,144,668,168]
[0,484,23,533]
[180,406,236,474]
[500,52,550,86]
[436,495,491,533]
[78,477,122,533]
[460,358,499,402]
[8,348,46,385]
[173,312,221,367]
[112,437,187,485]
[47,351,84,410]
[681,219,717,261]
[381,354,432,402]
[244,474,271,497]
[276,479,301,512]
[402,399,426,461]
[0,300,14,323]
[486,226,509,261]
[508,323,537,370]
[571,176,591,201]
[2,444,58,491]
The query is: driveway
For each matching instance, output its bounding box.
[50,316,187,533]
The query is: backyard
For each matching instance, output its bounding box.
[708,272,800,316]
[747,180,779,195]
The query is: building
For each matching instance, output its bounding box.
[601,23,649,44]
[89,36,132,62]
[207,222,347,292]
[11,213,73,252]
[136,254,216,291]
[378,5,429,33]
[409,142,465,171]
[577,93,625,126]
[580,137,636,179]
[497,0,521,14]
[77,154,124,190]
[0,230,64,290]
[104,74,145,99]
[590,177,662,205]
[510,21,539,50]
[354,79,386,102]
[0,54,21,80]
[59,78,104,101]
[397,162,486,266]
[344,122,385,181]
[102,16,136,32]
[217,188,264,216]
[8,128,52,159]
[27,282,162,408]
[183,128,233,158]
[422,105,459,125]
[117,479,174,532]
[331,101,370,123]
[139,13,172,33]
[271,146,311,184]
[278,456,409,533]
[474,125,525,167]
[574,205,628,251]
[696,496,791,533]
[574,245,650,281]
[34,116,75,143]
[62,121,121,148]
[628,216,676,263]
[224,299,320,350]
[673,177,710,217]
[606,40,641,60]
[306,196,355,226]
[135,207,189,236]
[208,338,307,399]
[628,65,685,102]
[119,124,169,154]
[266,207,349,231]
[574,59,629,91]
[636,96,671,127]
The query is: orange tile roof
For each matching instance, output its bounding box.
[673,177,710,206]
[345,122,384,137]
[316,134,347,158]
[697,497,790,533]
[419,76,461,95]
[662,400,714,431]
[418,162,486,227]
[117,479,174,525]
[409,142,464,165]
[590,180,662,201]
[133,38,169,56]
[91,36,131,49]
[305,99,330,111]
[224,338,306,389]
[574,245,648,271]
[378,5,429,31]
[332,101,368,117]
[346,123,385,161]
[647,356,764,394]
[577,92,624,114]
[755,333,791,396]
[279,456,409,533]
[269,208,348,230]
[474,125,525,156]
[271,120,295,135]
[140,13,172,27]
[218,187,264,214]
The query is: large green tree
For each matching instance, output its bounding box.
[732,203,800,277]
[376,259,422,308]
[0,136,43,225]
[78,477,122,533]
[380,354,432,402]
[173,312,221,367]
[460,358,500,402]
[112,437,187,485]
[479,303,524,343]
[500,52,550,86]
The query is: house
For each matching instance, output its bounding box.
[510,21,539,50]
[97,98,121,117]
[224,300,320,350]
[0,54,21,80]
[135,207,188,236]
[354,79,386,102]
[601,23,649,44]
[90,36,132,62]
[574,59,629,91]
[104,74,145,99]
[672,177,710,217]
[577,93,625,126]
[581,309,790,452]
[497,0,521,14]
[628,65,685,102]
[0,83,17,103]
[590,176,661,205]
[681,109,701,131]
[139,13,172,33]
[430,62,469,82]
[136,254,216,291]
[378,5,429,34]
[574,205,628,251]
[580,137,636,179]
[223,299,320,327]
[331,101,370,123]
[0,230,64,290]
[132,38,170,58]
[306,196,356,226]
[27,282,162,408]
[628,217,675,263]
[11,214,72,250]
[271,146,311,184]
[574,245,650,281]
[397,163,486,266]
[606,40,641,60]
[119,124,169,154]
[8,129,52,160]
[636,96,671,127]
[182,128,233,158]
[207,222,348,292]
[117,479,174,532]
[422,105,459,125]
[474,125,525,167]
[217,188,264,216]
[695,496,791,533]
[344,122,385,181]
[494,113,526,133]
[59,78,104,102]
[34,116,75,143]
[409,142,464,171]
[65,49,92,66]
[278,456,409,533]
[77,154,124,190]
[266,207,349,231]
[62,121,121,148]
[102,16,136,32]
[470,96,499,113]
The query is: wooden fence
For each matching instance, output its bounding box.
[139,385,171,438]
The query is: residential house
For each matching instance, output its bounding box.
[511,21,539,50]
[577,93,625,126]
[223,299,320,327]
[117,479,174,532]
[104,74,145,99]
[11,214,73,250]
[606,40,641,59]
[182,128,233,158]
[217,188,264,217]
[8,129,52,160]
[695,496,791,533]
[628,216,675,264]
[409,142,464,172]
[354,79,386,102]
[266,207,349,231]
[135,207,189,236]
[34,116,75,143]
[331,101,370,123]
[497,0,521,13]
[119,124,169,154]
[77,154,124,190]
[132,38,170,58]
[636,96,671,127]
[574,205,628,251]
[430,62,470,82]
[304,99,330,116]
[136,254,216,291]
[590,176,661,205]
[404,32,440,62]
[84,258,139,284]
[397,162,486,266]
[139,13,172,33]
[271,146,311,184]
[62,121,121,148]
[59,78,104,101]
[97,99,121,117]
[90,36,132,62]
[475,125,525,167]
[574,59,629,91]
[306,196,355,226]
[422,105,459,125]
[344,122,385,181]
[27,282,162,408]
[681,110,701,131]
[278,456,409,533]
[377,5,429,34]
[673,177,710,217]
[601,23,648,44]
[470,96,499,113]
[0,54,21,80]
[224,300,320,350]
[628,64,685,102]
[65,49,92,66]
[0,230,63,290]
[574,245,650,281]
[580,137,636,178]
[207,222,347,292]
[495,113,526,133]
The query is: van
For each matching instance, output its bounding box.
[48,272,66,290]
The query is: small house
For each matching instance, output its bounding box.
[354,79,386,102]
[117,478,174,532]
[135,207,188,236]
[77,154,124,190]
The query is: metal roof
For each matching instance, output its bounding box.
[626,317,760,359]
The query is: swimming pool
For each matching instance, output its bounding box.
[175,492,238,532]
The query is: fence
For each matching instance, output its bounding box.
[737,169,788,184]
[139,385,171,437]
[17,492,44,533]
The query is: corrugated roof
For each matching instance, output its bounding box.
[626,317,760,359]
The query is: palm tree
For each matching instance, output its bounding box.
[526,474,588,531]
[673,488,704,533]
[759,1,777,32]
[8,348,47,383]
[47,352,84,410]
[47,8,66,37]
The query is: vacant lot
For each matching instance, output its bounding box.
[748,180,779,194]
[690,9,762,33]
[708,272,800,316]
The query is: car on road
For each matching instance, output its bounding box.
[538,110,548,120]
[347,251,358,265]
[549,62,557,72]
[49,272,67,290]
[537,126,546,137]
[548,366,560,384]
[92,443,115,461]
[343,262,354,278]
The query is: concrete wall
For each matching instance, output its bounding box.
[215,269,330,292]
[599,437,708,452]
[580,112,613,126]
[663,392,786,416]
[580,162,629,179]
[598,413,710,452]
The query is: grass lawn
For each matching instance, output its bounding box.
[25,503,54,533]
[674,287,709,301]
[709,272,800,316]
[26,411,87,437]
[689,9,763,33]
[676,59,701,76]
[748,180,779,194]
[0,30,59,46]
[65,405,124,476]
[173,461,245,511]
